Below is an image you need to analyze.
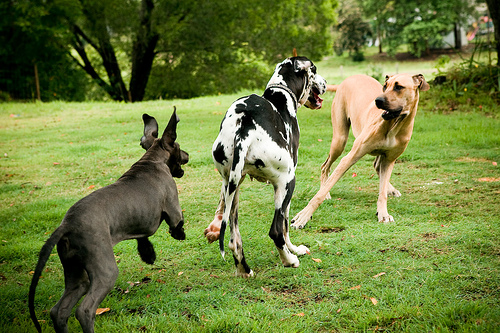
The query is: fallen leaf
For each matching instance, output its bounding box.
[350,285,361,290]
[292,312,305,317]
[178,271,184,276]
[336,308,342,313]
[352,172,357,177]
[370,297,378,305]
[477,177,500,182]
[372,272,386,278]
[312,258,322,263]
[317,138,323,142]
[493,162,497,166]
[87,185,95,190]
[96,308,110,315]
[53,162,59,165]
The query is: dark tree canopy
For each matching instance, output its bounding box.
[1,0,337,101]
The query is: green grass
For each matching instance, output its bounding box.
[1,64,500,332]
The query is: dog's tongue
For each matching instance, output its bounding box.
[315,92,323,107]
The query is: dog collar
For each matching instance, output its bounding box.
[266,84,298,109]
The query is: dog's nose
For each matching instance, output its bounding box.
[375,97,385,109]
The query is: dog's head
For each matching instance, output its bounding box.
[267,56,327,109]
[140,108,189,178]
[375,74,430,120]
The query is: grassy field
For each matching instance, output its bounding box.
[1,55,500,332]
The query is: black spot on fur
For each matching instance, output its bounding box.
[213,142,227,164]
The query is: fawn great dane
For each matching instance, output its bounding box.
[291,73,429,228]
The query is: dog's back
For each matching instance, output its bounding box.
[332,74,383,135]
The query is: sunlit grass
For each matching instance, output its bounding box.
[1,75,499,332]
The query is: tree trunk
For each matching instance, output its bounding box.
[76,0,129,101]
[485,0,500,65]
[129,0,159,102]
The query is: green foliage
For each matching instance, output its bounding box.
[334,6,371,61]
[424,42,500,114]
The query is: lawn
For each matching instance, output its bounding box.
[1,56,499,332]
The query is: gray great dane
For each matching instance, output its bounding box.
[29,110,189,333]
[203,56,327,277]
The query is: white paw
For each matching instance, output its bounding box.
[295,245,310,256]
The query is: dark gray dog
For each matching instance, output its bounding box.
[29,110,189,333]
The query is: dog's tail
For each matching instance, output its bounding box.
[29,226,66,333]
[326,84,338,92]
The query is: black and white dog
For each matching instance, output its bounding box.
[204,56,327,277]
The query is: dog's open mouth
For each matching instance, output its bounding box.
[381,109,402,120]
[307,88,324,109]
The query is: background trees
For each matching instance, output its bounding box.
[1,0,337,102]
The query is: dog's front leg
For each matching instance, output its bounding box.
[292,144,367,229]
[376,157,397,223]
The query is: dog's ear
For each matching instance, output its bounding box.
[161,107,179,146]
[293,58,313,73]
[413,74,430,91]
[141,114,159,150]
[383,75,392,92]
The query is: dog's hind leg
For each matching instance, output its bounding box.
[75,246,118,333]
[204,186,225,243]
[320,100,350,200]
[271,178,308,267]
[226,187,253,277]
[50,257,90,333]
[374,155,401,197]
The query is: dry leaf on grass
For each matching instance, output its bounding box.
[292,312,305,317]
[370,297,378,305]
[312,258,322,263]
[350,285,361,290]
[477,177,500,182]
[96,308,110,315]
[372,272,386,278]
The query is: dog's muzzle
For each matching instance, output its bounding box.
[375,96,403,120]
[305,74,327,109]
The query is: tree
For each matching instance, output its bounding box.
[360,0,477,57]
[32,0,337,102]
[485,0,500,65]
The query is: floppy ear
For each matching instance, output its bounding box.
[293,58,313,73]
[140,114,159,150]
[161,107,179,146]
[413,74,430,91]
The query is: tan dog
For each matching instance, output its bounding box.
[291,74,429,228]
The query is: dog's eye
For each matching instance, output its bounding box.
[394,83,404,91]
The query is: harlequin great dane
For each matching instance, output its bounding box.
[29,110,188,333]
[204,56,327,277]
[291,74,429,229]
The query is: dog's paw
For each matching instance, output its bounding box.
[291,212,311,229]
[204,229,220,243]
[295,245,310,256]
[236,269,254,278]
[388,189,401,197]
[378,214,395,223]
